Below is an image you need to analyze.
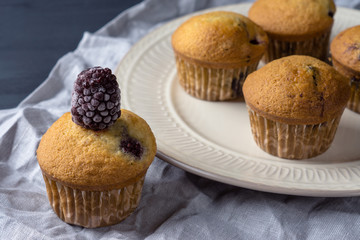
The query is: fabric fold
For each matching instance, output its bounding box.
[2,0,360,239]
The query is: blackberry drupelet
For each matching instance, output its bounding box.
[71,66,121,130]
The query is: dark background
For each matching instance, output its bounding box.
[0,0,143,109]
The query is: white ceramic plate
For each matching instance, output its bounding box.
[115,3,360,197]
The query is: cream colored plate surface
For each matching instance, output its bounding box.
[115,3,360,197]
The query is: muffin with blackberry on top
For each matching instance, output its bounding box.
[36,66,156,228]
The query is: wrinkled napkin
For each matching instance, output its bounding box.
[1,0,360,239]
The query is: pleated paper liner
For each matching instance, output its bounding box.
[264,29,332,63]
[347,79,360,113]
[247,108,342,160]
[43,173,145,228]
[175,55,260,101]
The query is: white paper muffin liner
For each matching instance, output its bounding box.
[264,29,332,63]
[175,55,260,101]
[247,108,342,159]
[347,80,360,113]
[43,173,145,228]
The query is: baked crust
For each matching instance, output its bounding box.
[248,0,336,41]
[171,11,268,68]
[330,25,360,73]
[36,110,157,191]
[243,55,350,124]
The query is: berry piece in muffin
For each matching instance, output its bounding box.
[120,137,144,159]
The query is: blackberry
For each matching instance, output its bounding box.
[71,66,121,130]
[120,137,143,159]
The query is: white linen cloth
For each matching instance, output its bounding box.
[1,0,360,239]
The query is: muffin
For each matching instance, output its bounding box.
[248,0,336,63]
[36,67,157,228]
[171,11,268,101]
[243,55,350,159]
[330,25,360,113]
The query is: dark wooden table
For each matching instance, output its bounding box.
[0,0,142,109]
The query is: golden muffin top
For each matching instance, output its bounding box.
[37,110,157,191]
[243,55,350,124]
[248,0,336,41]
[331,25,360,73]
[171,11,268,68]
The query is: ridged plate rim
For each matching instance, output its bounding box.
[115,3,360,197]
